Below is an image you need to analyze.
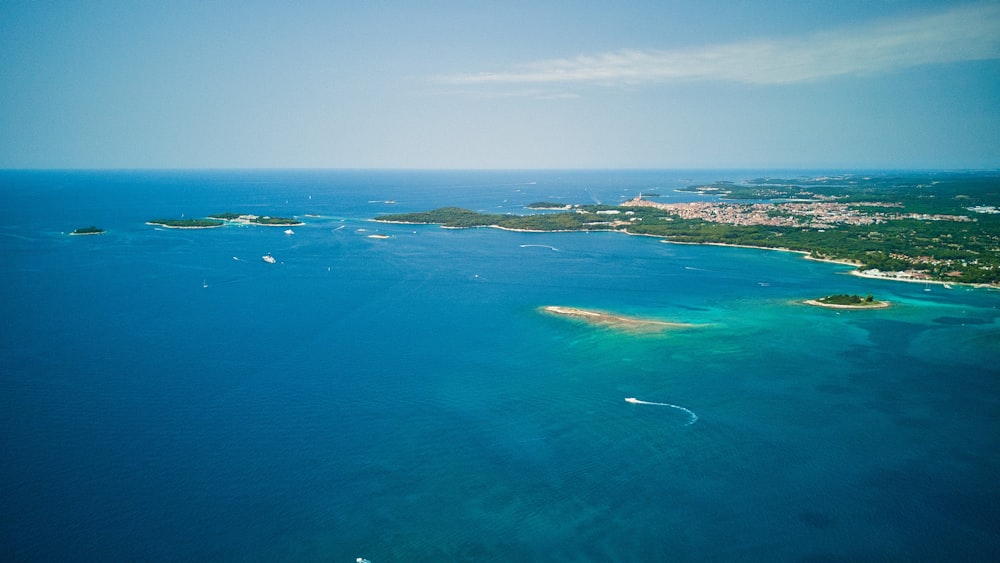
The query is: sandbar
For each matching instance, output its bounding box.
[541,306,698,333]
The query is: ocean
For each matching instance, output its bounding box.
[2,170,998,561]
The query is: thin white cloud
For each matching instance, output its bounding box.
[439,2,1000,87]
[431,88,582,100]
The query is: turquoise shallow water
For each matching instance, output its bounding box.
[2,170,999,561]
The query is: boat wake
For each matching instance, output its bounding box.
[520,244,559,251]
[625,397,699,425]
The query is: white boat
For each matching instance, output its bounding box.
[262,254,276,264]
[284,229,294,235]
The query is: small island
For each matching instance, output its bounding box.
[70,226,105,235]
[147,218,225,228]
[148,213,304,229]
[804,294,889,309]
[541,306,699,333]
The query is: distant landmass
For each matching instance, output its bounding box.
[375,172,1000,286]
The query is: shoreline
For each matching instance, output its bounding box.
[370,219,998,290]
[847,269,988,289]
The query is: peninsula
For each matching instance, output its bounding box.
[374,172,1000,287]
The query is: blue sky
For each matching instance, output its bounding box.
[1,0,998,169]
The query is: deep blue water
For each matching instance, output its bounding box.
[2,170,999,561]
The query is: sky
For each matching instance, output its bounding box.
[1,0,998,169]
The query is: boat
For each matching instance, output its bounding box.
[284,229,294,235]
[262,254,276,264]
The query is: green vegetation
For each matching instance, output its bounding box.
[376,206,605,231]
[70,226,105,235]
[374,172,1000,286]
[817,294,876,306]
[247,215,302,225]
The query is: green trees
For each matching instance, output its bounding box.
[71,226,104,235]
[818,294,875,305]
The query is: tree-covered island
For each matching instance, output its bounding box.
[805,294,889,309]
[147,218,225,228]
[148,213,304,229]
[374,172,1000,286]
[70,226,105,235]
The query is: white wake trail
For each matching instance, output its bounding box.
[625,397,699,425]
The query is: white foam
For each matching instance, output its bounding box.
[625,397,698,425]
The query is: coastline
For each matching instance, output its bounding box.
[658,239,998,289]
[371,219,999,290]
[847,269,988,288]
